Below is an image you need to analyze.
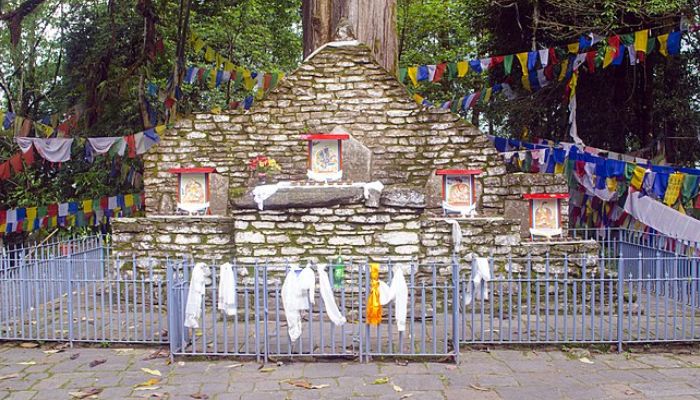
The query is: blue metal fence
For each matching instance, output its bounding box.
[3,230,700,361]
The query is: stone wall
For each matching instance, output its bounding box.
[502,173,570,237]
[143,42,507,217]
[112,216,235,261]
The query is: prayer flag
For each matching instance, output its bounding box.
[667,31,682,55]
[398,68,407,83]
[433,63,446,82]
[567,42,580,54]
[469,59,482,74]
[634,29,649,54]
[407,67,418,85]
[658,33,669,56]
[503,55,514,74]
[417,65,429,81]
[516,52,529,75]
[664,173,684,206]
[456,61,468,77]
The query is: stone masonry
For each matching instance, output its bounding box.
[112,41,598,269]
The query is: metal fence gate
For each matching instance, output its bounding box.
[3,229,700,362]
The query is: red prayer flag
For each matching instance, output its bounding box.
[263,73,272,90]
[0,210,6,224]
[0,162,10,180]
[100,197,109,210]
[548,48,558,65]
[47,204,58,217]
[125,135,137,158]
[586,51,596,73]
[433,63,447,82]
[9,153,22,174]
[164,97,176,109]
[490,56,504,67]
[22,148,34,165]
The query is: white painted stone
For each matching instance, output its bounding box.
[395,245,420,255]
[235,231,265,244]
[267,235,291,244]
[174,235,201,245]
[378,232,419,245]
[328,236,366,246]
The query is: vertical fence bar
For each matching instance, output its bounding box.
[451,254,460,362]
[617,255,624,353]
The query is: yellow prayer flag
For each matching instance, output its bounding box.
[26,207,37,220]
[679,202,686,215]
[124,194,134,208]
[606,177,618,192]
[558,59,569,82]
[521,75,531,92]
[407,67,418,85]
[204,46,215,62]
[516,52,529,76]
[483,87,493,103]
[567,43,580,54]
[603,47,615,68]
[663,172,684,206]
[412,93,424,105]
[208,70,217,88]
[554,163,565,174]
[82,200,93,214]
[0,224,5,233]
[568,72,579,99]
[456,61,468,77]
[255,88,264,100]
[630,166,646,189]
[634,29,649,54]
[224,61,235,71]
[155,125,166,134]
[193,39,205,53]
[243,75,255,91]
[658,33,669,57]
[211,106,222,114]
[0,112,4,127]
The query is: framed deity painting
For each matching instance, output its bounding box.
[302,133,349,182]
[168,167,215,214]
[523,193,568,238]
[436,169,481,215]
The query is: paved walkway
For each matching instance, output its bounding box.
[1,343,700,399]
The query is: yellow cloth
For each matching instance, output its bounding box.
[243,70,255,90]
[663,172,684,206]
[630,166,646,189]
[521,75,531,92]
[568,72,579,99]
[204,46,215,62]
[567,43,580,54]
[366,263,382,326]
[558,59,569,82]
[0,224,5,233]
[516,52,529,76]
[483,87,492,103]
[215,53,223,67]
[208,70,217,88]
[606,177,618,192]
[603,46,615,68]
[26,207,37,220]
[634,29,649,54]
[155,125,166,134]
[658,33,669,57]
[82,200,92,214]
[193,39,205,53]
[554,162,565,174]
[412,93,424,105]
[407,67,418,85]
[224,61,235,71]
[456,61,468,77]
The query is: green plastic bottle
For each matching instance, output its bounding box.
[332,253,345,289]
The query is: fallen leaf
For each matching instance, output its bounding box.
[373,377,389,385]
[19,342,38,349]
[17,361,36,365]
[70,353,80,360]
[136,378,161,388]
[392,384,403,392]
[469,384,491,392]
[0,374,19,381]
[69,388,103,398]
[189,393,209,399]
[259,367,276,373]
[224,364,243,369]
[579,357,594,364]
[89,359,107,368]
[284,379,329,389]
[141,368,162,377]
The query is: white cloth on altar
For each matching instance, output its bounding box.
[624,190,700,244]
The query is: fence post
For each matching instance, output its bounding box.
[451,253,460,364]
[66,254,74,347]
[165,258,175,361]
[617,254,624,353]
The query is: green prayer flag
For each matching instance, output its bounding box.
[504,55,514,74]
[624,163,635,180]
[37,206,47,218]
[523,152,532,172]
[621,34,634,46]
[450,98,459,113]
[646,37,656,54]
[682,174,699,204]
[447,62,457,79]
[398,68,407,83]
[270,73,279,89]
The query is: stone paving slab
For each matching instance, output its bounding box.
[2,343,700,399]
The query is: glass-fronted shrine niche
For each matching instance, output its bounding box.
[436,169,481,216]
[523,193,568,239]
[168,167,216,215]
[302,133,349,182]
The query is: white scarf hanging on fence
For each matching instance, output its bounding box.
[464,253,491,306]
[317,264,347,326]
[281,265,316,341]
[217,263,237,317]
[444,219,462,254]
[184,263,211,329]
[378,266,408,332]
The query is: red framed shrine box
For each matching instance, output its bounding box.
[301,133,349,182]
[436,169,481,216]
[168,167,216,215]
[523,193,568,239]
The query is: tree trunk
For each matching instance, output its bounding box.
[302,0,398,74]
